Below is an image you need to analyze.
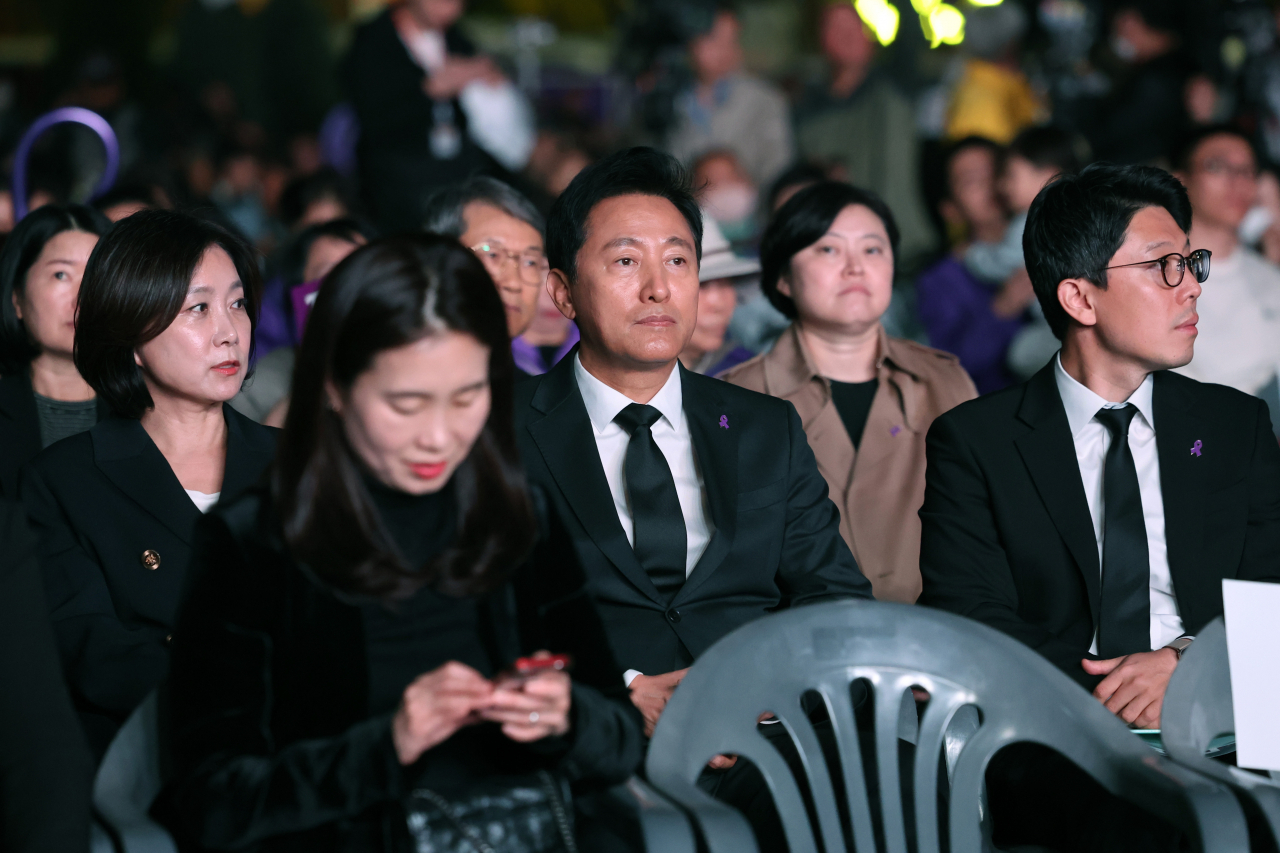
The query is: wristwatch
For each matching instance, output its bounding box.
[1163,636,1194,659]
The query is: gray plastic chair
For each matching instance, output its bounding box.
[90,689,176,853]
[645,600,1250,853]
[1161,616,1280,842]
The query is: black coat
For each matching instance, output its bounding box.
[343,9,497,233]
[919,363,1280,690]
[0,373,108,499]
[159,485,645,853]
[514,353,873,677]
[0,498,94,853]
[19,405,277,759]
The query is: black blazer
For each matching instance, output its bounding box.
[19,405,277,759]
[514,353,872,677]
[159,485,645,853]
[0,373,108,499]
[919,363,1280,690]
[0,499,93,853]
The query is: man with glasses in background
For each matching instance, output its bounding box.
[424,176,551,378]
[919,162,1280,732]
[1171,125,1280,404]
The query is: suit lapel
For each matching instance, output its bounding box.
[92,417,202,543]
[1151,372,1207,603]
[526,356,667,606]
[1013,364,1102,625]
[220,405,276,501]
[675,367,737,603]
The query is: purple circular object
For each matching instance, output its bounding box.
[12,106,121,221]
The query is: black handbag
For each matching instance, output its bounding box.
[405,771,577,853]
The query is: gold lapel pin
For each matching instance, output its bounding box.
[141,549,161,571]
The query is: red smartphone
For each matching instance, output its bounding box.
[495,653,572,685]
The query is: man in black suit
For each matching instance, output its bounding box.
[920,162,1280,730]
[513,148,870,843]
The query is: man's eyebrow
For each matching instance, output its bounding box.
[663,236,694,250]
[602,236,641,251]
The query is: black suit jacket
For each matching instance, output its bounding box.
[0,499,93,853]
[159,485,644,852]
[514,353,872,677]
[19,405,277,759]
[0,373,108,499]
[919,363,1280,690]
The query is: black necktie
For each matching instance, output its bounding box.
[614,404,687,601]
[1095,404,1151,658]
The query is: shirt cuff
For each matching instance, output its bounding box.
[623,669,643,688]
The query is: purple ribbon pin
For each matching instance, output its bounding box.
[1190,440,1203,457]
[890,425,902,437]
[719,415,729,429]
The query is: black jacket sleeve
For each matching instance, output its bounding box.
[514,491,646,786]
[164,513,408,851]
[0,499,94,853]
[919,414,1102,691]
[1240,399,1280,584]
[776,402,874,605]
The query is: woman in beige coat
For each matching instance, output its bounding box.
[722,182,976,602]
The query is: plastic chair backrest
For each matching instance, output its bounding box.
[92,690,177,853]
[1162,616,1280,842]
[646,600,1249,853]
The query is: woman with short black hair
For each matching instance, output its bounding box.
[0,204,111,497]
[19,209,277,759]
[159,234,643,852]
[722,181,977,603]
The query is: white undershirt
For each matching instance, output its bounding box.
[185,489,221,515]
[1053,355,1184,654]
[574,355,713,687]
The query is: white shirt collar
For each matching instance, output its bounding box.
[1054,352,1156,437]
[574,353,684,435]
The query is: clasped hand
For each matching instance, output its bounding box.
[392,652,572,766]
[1081,647,1178,729]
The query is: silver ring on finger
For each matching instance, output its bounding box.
[529,711,540,723]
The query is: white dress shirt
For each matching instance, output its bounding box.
[575,355,713,686]
[1054,355,1185,653]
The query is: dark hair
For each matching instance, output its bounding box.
[278,167,357,231]
[760,181,900,319]
[75,209,262,417]
[423,175,545,238]
[0,204,111,375]
[767,162,830,211]
[1006,126,1084,176]
[546,146,702,284]
[941,136,1002,199]
[281,217,378,289]
[1023,163,1192,340]
[1171,123,1257,173]
[274,235,535,602]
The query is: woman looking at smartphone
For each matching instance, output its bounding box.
[160,234,643,851]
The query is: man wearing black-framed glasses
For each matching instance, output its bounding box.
[1171,124,1280,397]
[919,161,1280,848]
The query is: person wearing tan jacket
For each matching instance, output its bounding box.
[722,182,976,602]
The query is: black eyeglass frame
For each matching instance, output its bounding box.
[1099,249,1212,288]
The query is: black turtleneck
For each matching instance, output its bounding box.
[359,476,491,716]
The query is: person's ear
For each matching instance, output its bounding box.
[546,268,576,321]
[324,380,344,414]
[1057,277,1098,329]
[938,199,963,228]
[776,272,793,299]
[133,348,143,368]
[10,288,22,321]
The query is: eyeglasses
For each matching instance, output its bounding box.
[1101,249,1211,288]
[469,242,549,286]
[1195,159,1258,182]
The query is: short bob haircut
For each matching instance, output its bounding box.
[75,209,262,418]
[760,181,900,320]
[1023,163,1192,340]
[274,234,535,602]
[545,146,702,284]
[422,175,545,239]
[0,204,111,375]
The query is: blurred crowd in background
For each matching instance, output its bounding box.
[4,0,1280,406]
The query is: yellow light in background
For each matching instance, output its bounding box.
[854,0,901,46]
[911,0,939,13]
[967,0,1004,6]
[921,2,965,47]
